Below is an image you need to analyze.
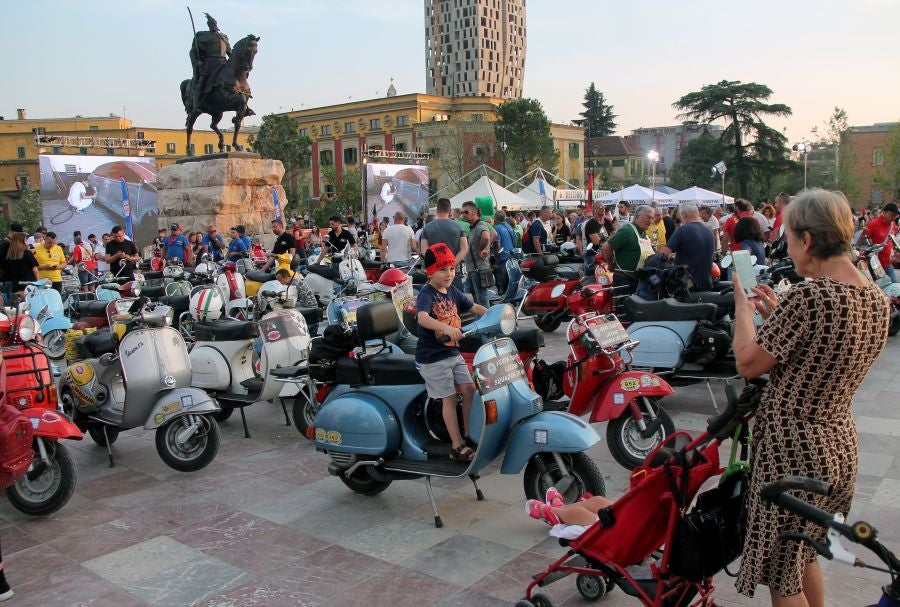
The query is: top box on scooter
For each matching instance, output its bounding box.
[523,255,559,281]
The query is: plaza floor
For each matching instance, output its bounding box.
[1,321,898,606]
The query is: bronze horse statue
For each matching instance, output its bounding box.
[180,34,259,155]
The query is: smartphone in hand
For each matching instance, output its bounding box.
[732,250,758,297]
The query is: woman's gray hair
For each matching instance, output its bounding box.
[634,205,654,218]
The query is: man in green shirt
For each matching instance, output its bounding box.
[602,205,654,311]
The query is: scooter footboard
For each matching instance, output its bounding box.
[143,388,220,429]
[500,411,600,474]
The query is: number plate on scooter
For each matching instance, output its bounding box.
[473,349,527,393]
[584,315,630,350]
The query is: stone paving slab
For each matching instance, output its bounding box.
[0,321,896,606]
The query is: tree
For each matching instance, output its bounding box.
[673,80,792,198]
[318,166,362,225]
[574,83,617,137]
[495,98,559,178]
[249,114,312,213]
[878,123,900,202]
[811,107,862,203]
[17,186,43,233]
[669,133,726,191]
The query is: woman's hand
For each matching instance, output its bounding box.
[733,274,778,320]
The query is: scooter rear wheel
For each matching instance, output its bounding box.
[292,395,317,439]
[155,414,220,472]
[88,425,120,446]
[339,465,392,496]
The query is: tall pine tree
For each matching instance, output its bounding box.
[574,83,617,137]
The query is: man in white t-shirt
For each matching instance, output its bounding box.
[94,233,111,272]
[699,206,721,255]
[380,211,417,264]
[67,177,95,212]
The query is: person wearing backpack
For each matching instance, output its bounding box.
[67,234,96,291]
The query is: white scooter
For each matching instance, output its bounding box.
[187,286,310,437]
[304,245,367,307]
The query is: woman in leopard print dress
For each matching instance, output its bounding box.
[731,189,889,607]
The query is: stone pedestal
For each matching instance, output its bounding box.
[157,154,286,247]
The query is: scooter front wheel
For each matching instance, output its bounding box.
[533,314,561,333]
[43,328,68,360]
[606,398,675,470]
[5,441,77,516]
[155,414,220,472]
[523,452,605,504]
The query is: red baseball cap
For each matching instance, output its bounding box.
[425,243,456,276]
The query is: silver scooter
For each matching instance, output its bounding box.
[61,297,222,471]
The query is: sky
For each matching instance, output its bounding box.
[4,0,899,144]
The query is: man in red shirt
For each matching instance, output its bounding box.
[862,202,899,282]
[771,192,790,238]
[721,199,756,252]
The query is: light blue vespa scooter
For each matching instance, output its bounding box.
[313,301,605,527]
[22,279,72,359]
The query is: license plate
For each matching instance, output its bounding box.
[584,314,630,350]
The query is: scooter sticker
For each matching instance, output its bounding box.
[474,351,527,393]
[261,313,301,343]
[620,377,640,391]
[314,428,342,444]
[613,393,625,405]
[534,429,548,445]
[154,414,165,424]
[315,428,326,441]
[161,402,182,416]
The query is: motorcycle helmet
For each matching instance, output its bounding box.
[559,241,577,256]
[375,268,407,293]
[189,287,225,322]
[711,263,721,280]
[0,311,10,334]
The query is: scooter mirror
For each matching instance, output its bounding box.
[720,254,733,269]
[750,255,758,265]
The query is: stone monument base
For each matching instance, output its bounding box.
[157,156,286,247]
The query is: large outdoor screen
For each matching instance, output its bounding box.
[364,162,429,224]
[38,154,158,246]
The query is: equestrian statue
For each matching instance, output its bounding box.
[181,12,258,155]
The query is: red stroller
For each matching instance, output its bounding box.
[518,384,754,607]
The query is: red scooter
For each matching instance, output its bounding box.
[546,311,676,469]
[0,309,82,515]
[521,256,616,332]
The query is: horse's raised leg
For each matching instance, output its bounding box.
[210,112,225,152]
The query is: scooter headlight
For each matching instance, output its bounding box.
[165,307,175,326]
[499,304,516,336]
[133,283,142,296]
[18,315,38,342]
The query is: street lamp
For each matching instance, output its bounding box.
[711,161,727,207]
[647,150,659,204]
[792,141,812,190]
[500,140,508,187]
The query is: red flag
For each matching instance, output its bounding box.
[586,170,594,212]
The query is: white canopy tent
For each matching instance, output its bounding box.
[598,184,676,207]
[670,186,735,207]
[517,176,556,208]
[448,175,532,211]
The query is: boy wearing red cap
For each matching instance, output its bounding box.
[416,243,487,461]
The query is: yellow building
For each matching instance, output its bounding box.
[0,110,252,216]
[281,92,583,198]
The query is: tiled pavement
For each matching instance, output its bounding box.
[1,323,897,606]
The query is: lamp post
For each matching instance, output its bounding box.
[711,161,727,207]
[792,141,812,190]
[500,140,508,187]
[647,150,659,205]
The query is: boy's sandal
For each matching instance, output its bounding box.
[450,444,475,461]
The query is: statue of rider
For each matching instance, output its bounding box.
[190,13,231,113]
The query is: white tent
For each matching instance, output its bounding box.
[598,184,676,207]
[670,186,735,207]
[517,177,556,208]
[449,175,533,211]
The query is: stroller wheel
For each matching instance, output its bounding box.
[576,574,607,601]
[530,594,553,607]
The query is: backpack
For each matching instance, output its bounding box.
[0,404,34,489]
[522,222,534,253]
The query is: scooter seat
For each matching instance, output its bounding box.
[78,300,110,318]
[410,270,428,286]
[77,329,117,357]
[555,254,584,265]
[140,284,165,299]
[459,327,544,354]
[270,365,307,378]
[524,255,559,281]
[335,352,422,386]
[194,318,258,342]
[143,271,164,280]
[557,266,581,281]
[624,296,717,322]
[684,291,736,309]
[245,270,275,283]
[361,260,382,270]
[159,295,189,316]
[296,307,322,327]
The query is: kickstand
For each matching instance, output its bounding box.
[705,380,721,414]
[239,407,251,438]
[103,426,115,468]
[424,476,443,528]
[278,398,291,426]
[469,473,484,501]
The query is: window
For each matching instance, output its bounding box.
[322,125,332,136]
[166,142,176,154]
[32,127,46,135]
[370,118,381,130]
[79,147,88,155]
[52,146,61,154]
[298,128,308,137]
[188,144,195,156]
[568,143,580,159]
[396,115,409,127]
[319,150,333,166]
[89,125,99,132]
[204,144,214,154]
[16,146,25,159]
[612,159,625,167]
[344,122,356,134]
[106,148,115,155]
[225,145,232,152]
[394,142,407,152]
[873,148,885,166]
[343,147,358,164]
[470,113,484,122]
[136,131,144,139]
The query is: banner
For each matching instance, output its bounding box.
[272,187,283,222]
[586,170,594,212]
[120,177,134,240]
[538,175,547,207]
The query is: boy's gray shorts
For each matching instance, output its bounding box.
[417,354,474,399]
